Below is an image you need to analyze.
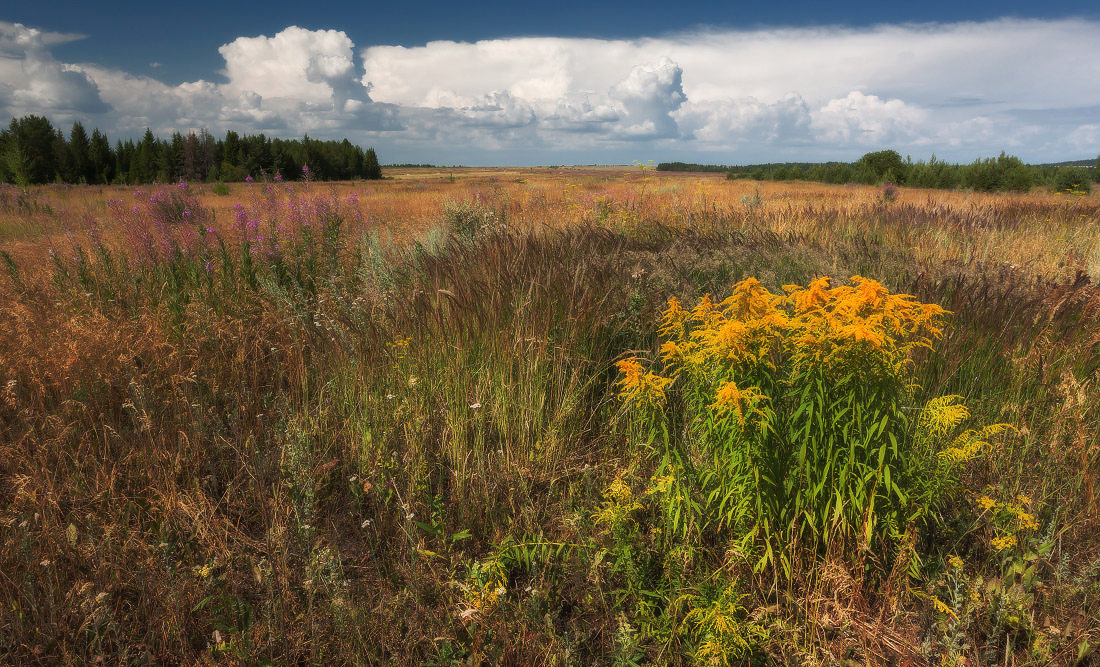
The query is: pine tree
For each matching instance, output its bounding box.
[3,116,60,184]
[198,129,216,181]
[133,129,157,183]
[53,128,73,184]
[115,140,131,184]
[89,129,113,184]
[364,147,382,180]
[0,130,30,186]
[180,132,200,182]
[69,122,92,184]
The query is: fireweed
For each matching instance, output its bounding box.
[618,276,1010,573]
[55,181,363,314]
[106,181,213,265]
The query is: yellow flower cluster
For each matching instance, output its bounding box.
[992,535,1018,552]
[682,583,766,665]
[594,475,643,533]
[387,335,412,361]
[620,276,949,425]
[709,380,769,426]
[615,357,674,411]
[973,490,1041,553]
[780,276,948,369]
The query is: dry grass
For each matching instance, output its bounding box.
[0,169,1098,664]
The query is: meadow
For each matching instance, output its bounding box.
[1,167,1098,664]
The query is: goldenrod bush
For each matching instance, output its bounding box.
[619,276,1010,573]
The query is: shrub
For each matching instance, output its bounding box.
[857,150,907,184]
[964,158,1003,192]
[617,277,1009,573]
[1052,167,1092,194]
[880,181,899,203]
[441,198,499,240]
[1002,165,1033,192]
[739,190,763,210]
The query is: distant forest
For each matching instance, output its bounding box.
[659,151,1100,193]
[0,114,382,186]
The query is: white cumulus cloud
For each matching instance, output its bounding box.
[2,18,1099,164]
[0,21,108,118]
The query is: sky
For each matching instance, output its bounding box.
[2,2,1099,165]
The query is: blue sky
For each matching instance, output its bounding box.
[10,1,1097,84]
[2,2,1099,164]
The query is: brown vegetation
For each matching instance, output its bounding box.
[1,169,1098,664]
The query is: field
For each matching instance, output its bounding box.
[1,167,1099,664]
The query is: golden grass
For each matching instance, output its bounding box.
[1,169,1098,664]
[4,168,1098,281]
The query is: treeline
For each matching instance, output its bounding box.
[662,151,1099,193]
[655,162,731,173]
[0,114,383,186]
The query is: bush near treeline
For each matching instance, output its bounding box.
[0,114,383,186]
[659,150,1099,193]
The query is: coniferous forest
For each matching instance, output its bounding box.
[0,114,383,186]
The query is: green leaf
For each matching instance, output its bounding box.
[1078,640,1093,663]
[414,521,444,537]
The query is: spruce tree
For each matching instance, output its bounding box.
[89,129,113,184]
[364,147,382,180]
[69,122,92,184]
[133,129,156,183]
[5,116,59,184]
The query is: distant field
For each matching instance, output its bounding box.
[1,170,1098,664]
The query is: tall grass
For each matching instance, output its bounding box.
[0,171,1097,663]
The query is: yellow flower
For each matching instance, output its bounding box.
[691,294,719,325]
[617,357,644,389]
[659,340,681,362]
[1015,510,1039,531]
[699,319,751,361]
[721,277,775,320]
[992,534,1017,552]
[948,554,964,571]
[837,319,886,349]
[976,495,996,511]
[616,357,673,409]
[788,276,831,313]
[848,275,890,311]
[659,297,690,339]
[709,381,768,426]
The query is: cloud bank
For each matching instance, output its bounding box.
[2,18,1099,163]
